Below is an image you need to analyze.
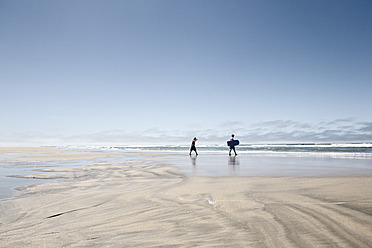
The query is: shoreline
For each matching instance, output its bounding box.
[1,147,372,247]
[1,146,372,199]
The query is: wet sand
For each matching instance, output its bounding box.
[1,147,372,247]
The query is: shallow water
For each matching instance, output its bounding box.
[168,153,372,177]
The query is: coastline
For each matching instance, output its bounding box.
[1,147,372,247]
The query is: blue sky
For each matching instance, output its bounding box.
[1,0,371,145]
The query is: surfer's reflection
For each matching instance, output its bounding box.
[228,155,240,175]
[228,155,239,166]
[190,155,197,175]
[190,155,197,166]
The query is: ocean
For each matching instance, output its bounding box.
[110,143,372,158]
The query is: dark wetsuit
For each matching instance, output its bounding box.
[190,139,198,155]
[190,140,196,151]
[229,138,237,156]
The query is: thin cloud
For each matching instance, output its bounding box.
[219,121,245,128]
[1,119,371,146]
[252,120,313,130]
[358,122,372,133]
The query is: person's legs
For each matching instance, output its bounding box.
[190,147,197,155]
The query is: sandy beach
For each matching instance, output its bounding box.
[1,147,372,247]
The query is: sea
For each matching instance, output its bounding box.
[108,143,372,158]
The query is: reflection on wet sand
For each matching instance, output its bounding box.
[190,155,197,166]
[228,155,240,175]
[190,155,197,176]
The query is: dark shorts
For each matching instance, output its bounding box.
[190,146,197,151]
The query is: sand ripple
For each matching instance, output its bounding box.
[1,154,372,247]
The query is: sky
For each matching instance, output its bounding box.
[1,0,372,146]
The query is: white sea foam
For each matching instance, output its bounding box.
[58,143,372,159]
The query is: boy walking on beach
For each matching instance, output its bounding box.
[229,134,238,156]
[189,137,198,156]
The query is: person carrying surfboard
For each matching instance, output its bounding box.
[189,137,198,156]
[229,134,238,156]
